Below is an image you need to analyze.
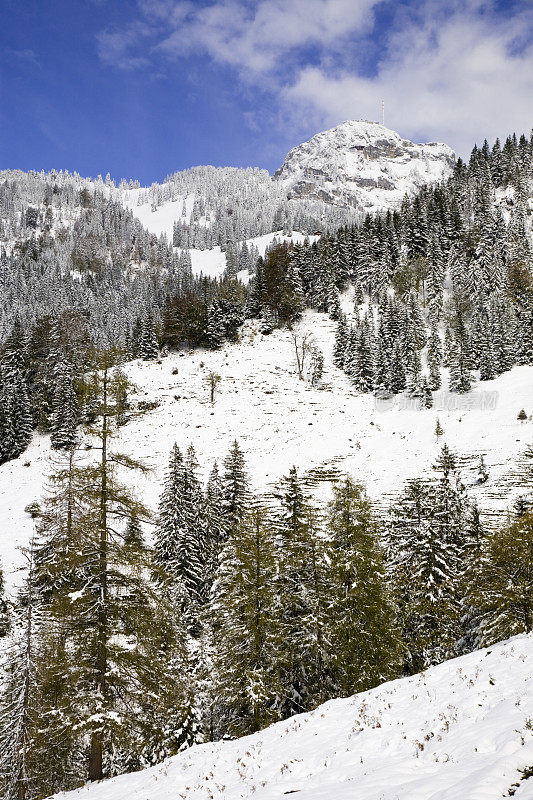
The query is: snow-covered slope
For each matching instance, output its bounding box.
[48,634,533,800]
[109,121,455,243]
[2,303,532,590]
[275,120,455,213]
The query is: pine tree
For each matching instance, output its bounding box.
[205,461,226,563]
[460,503,487,652]
[32,350,195,786]
[386,448,468,670]
[449,337,473,393]
[154,443,205,610]
[0,561,8,637]
[351,318,374,392]
[139,314,159,360]
[205,302,225,349]
[333,315,348,368]
[275,467,330,717]
[309,346,324,386]
[477,455,489,483]
[475,511,533,644]
[0,539,43,800]
[420,376,433,408]
[427,323,442,390]
[389,341,406,393]
[222,440,250,534]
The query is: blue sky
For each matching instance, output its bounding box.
[1,0,532,184]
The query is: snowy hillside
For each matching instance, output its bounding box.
[48,633,533,800]
[104,121,455,251]
[1,302,532,589]
[275,120,455,213]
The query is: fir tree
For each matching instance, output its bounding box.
[154,443,205,609]
[50,360,79,450]
[0,562,8,637]
[275,468,331,717]
[139,314,159,360]
[475,511,533,643]
[222,440,250,534]
[205,302,225,349]
[420,376,433,408]
[0,538,42,800]
[427,323,442,390]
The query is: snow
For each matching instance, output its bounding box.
[188,231,318,278]
[125,196,193,240]
[2,303,532,591]
[276,120,455,213]
[47,633,533,799]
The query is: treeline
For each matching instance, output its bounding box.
[0,365,531,799]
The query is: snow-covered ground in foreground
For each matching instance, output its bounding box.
[1,305,532,590]
[48,634,533,800]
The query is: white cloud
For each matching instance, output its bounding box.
[152,0,381,74]
[96,0,533,153]
[283,2,533,154]
[96,21,152,70]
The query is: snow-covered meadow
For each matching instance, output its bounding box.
[1,305,532,590]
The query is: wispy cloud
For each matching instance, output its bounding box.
[152,0,381,74]
[7,48,41,67]
[96,0,533,153]
[96,21,152,70]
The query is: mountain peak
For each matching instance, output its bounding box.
[275,120,455,213]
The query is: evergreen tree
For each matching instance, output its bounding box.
[276,468,330,717]
[50,360,78,450]
[327,478,400,694]
[222,440,250,534]
[386,448,468,670]
[205,302,225,349]
[139,314,159,360]
[154,443,205,609]
[205,461,226,570]
[210,507,281,737]
[427,323,442,390]
[420,376,433,408]
[0,538,43,800]
[333,315,348,368]
[33,351,194,786]
[0,561,8,637]
[475,511,533,643]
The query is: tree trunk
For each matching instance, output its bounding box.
[90,369,109,782]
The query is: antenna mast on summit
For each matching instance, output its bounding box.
[381,100,385,126]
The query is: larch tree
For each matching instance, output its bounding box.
[327,477,401,695]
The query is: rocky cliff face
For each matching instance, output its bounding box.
[275,120,455,213]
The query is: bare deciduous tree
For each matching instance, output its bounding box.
[206,371,222,403]
[292,333,314,381]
